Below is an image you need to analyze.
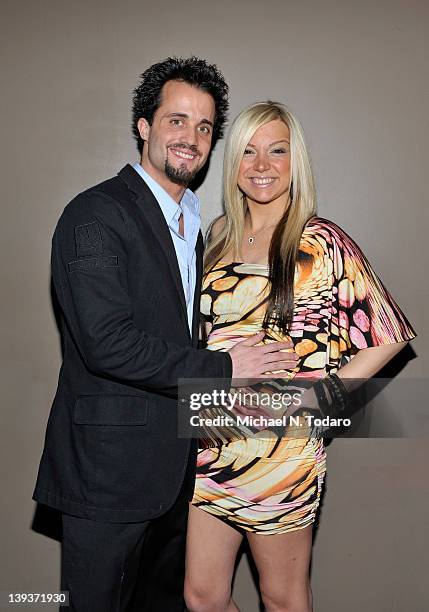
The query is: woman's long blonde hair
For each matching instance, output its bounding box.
[204,101,317,333]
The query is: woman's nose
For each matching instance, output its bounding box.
[253,154,270,172]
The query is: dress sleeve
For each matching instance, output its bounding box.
[328,222,416,354]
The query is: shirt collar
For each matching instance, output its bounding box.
[132,162,200,224]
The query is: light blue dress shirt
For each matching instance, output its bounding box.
[132,162,201,334]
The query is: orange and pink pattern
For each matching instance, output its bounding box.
[192,217,416,534]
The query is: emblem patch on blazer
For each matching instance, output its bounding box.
[74,221,103,257]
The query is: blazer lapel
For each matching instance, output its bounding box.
[192,232,204,347]
[117,165,188,330]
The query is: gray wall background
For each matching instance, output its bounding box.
[1,0,427,610]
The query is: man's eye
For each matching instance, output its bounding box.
[199,126,211,135]
[171,119,183,126]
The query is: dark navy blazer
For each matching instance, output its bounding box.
[33,164,231,522]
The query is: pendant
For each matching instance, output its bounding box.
[248,237,254,244]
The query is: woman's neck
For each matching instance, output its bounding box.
[245,200,288,233]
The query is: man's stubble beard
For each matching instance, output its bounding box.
[165,159,199,187]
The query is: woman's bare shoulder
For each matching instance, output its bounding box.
[208,214,226,239]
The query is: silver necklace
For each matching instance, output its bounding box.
[247,222,278,245]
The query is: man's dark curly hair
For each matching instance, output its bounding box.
[132,56,229,154]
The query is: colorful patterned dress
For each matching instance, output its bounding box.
[191,217,416,535]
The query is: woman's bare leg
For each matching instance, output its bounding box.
[185,504,243,612]
[247,525,313,612]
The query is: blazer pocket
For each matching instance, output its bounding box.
[73,394,148,425]
[68,255,118,272]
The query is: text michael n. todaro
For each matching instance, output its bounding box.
[189,414,351,428]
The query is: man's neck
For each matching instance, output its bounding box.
[139,159,186,203]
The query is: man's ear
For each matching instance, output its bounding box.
[137,118,150,141]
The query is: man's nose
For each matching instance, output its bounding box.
[182,124,198,148]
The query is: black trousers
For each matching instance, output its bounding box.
[61,460,193,612]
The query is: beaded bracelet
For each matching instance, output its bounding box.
[313,380,330,417]
[324,374,349,415]
[330,373,350,412]
[330,373,350,404]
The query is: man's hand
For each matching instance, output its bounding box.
[228,332,299,381]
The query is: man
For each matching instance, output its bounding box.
[33,57,297,611]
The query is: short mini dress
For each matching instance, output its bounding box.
[191,217,416,535]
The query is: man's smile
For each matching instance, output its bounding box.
[169,146,199,161]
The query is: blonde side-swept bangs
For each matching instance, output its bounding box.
[205,102,316,285]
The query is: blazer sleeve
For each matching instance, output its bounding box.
[52,190,232,392]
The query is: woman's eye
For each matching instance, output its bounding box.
[272,148,288,154]
[243,148,255,155]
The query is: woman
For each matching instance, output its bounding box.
[184,102,416,612]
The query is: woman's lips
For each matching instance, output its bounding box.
[250,177,276,187]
